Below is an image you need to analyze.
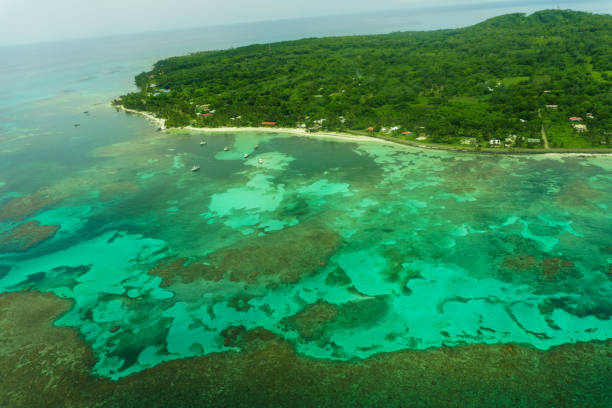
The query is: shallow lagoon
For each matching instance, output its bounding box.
[1,18,611,386]
[1,105,611,379]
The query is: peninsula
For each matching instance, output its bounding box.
[115,10,612,151]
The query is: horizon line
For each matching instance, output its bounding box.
[1,1,609,48]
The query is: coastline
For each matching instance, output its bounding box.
[116,105,612,156]
[182,126,398,145]
[118,106,166,130]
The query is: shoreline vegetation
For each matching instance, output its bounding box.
[115,10,612,156]
[118,105,612,156]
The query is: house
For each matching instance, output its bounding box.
[203,113,212,117]
[489,139,501,146]
[527,138,541,144]
[572,124,587,132]
[416,136,427,141]
[366,127,374,132]
[461,138,476,145]
[149,74,156,79]
[586,113,594,119]
[402,131,412,135]
[262,122,277,126]
[545,105,558,109]
[569,117,583,122]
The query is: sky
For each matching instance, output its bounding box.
[0,0,610,46]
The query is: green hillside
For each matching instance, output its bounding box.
[116,10,612,149]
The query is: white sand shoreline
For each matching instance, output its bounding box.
[181,126,397,145]
[118,106,166,130]
[116,105,392,145]
[116,105,612,156]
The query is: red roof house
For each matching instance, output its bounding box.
[366,127,374,132]
[261,122,277,126]
[402,131,412,135]
[203,113,212,117]
[569,117,583,122]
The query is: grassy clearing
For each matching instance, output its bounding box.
[545,122,592,148]
[502,76,529,86]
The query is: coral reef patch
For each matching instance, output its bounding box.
[0,221,59,252]
[1,292,611,408]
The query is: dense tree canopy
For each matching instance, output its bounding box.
[116,10,612,149]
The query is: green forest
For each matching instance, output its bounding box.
[115,10,612,149]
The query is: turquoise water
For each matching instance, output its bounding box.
[1,18,612,381]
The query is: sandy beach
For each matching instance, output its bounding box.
[116,105,394,144]
[117,105,612,156]
[182,125,398,145]
[118,106,166,130]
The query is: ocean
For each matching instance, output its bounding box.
[0,6,611,406]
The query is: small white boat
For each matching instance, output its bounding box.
[244,153,249,158]
[191,165,200,172]
[200,141,206,146]
[258,159,263,164]
[223,146,230,151]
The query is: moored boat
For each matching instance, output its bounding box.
[191,165,201,172]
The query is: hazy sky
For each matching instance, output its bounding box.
[0,0,610,46]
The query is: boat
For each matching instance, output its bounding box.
[258,159,263,164]
[74,123,80,127]
[191,165,200,172]
[200,141,207,146]
[223,146,230,151]
[244,153,249,158]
